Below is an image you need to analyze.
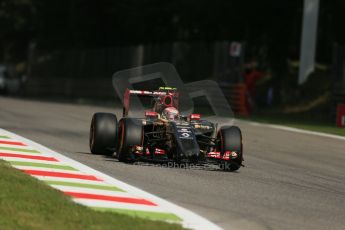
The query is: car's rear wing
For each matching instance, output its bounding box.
[123,88,178,117]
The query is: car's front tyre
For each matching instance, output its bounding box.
[89,113,118,155]
[217,126,243,171]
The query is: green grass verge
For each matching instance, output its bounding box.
[0,160,183,230]
[241,114,345,137]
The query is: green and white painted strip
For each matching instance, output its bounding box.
[8,161,77,171]
[0,128,221,230]
[34,176,114,186]
[73,199,171,213]
[93,207,182,222]
[43,180,124,192]
[11,165,79,173]
[0,146,41,154]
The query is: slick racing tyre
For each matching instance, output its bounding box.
[117,118,143,163]
[218,126,243,171]
[89,113,118,155]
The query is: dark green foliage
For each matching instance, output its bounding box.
[1,0,345,76]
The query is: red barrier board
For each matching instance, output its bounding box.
[336,104,345,128]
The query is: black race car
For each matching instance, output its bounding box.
[89,87,244,171]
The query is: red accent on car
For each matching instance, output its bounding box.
[207,152,221,158]
[222,151,231,160]
[123,88,180,116]
[161,95,173,107]
[154,148,166,155]
[145,111,158,117]
[134,145,143,155]
[65,191,157,206]
[190,114,201,120]
[123,89,130,117]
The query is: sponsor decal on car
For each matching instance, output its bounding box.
[207,152,221,159]
[177,129,194,139]
[177,128,192,133]
[154,148,166,155]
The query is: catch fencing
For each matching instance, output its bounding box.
[23,41,248,115]
[29,41,244,83]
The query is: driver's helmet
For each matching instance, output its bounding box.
[161,107,179,121]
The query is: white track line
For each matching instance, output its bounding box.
[0,128,222,230]
[238,119,345,141]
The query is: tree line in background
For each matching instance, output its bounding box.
[1,0,344,74]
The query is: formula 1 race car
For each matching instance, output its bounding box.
[89,87,243,171]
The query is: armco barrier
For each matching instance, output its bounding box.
[21,78,116,101]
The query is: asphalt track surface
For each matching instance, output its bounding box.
[1,97,345,230]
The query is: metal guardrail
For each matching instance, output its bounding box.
[21,78,115,101]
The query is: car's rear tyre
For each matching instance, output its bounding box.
[117,118,143,163]
[89,113,118,155]
[218,126,243,171]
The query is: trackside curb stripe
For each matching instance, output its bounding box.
[0,153,58,161]
[0,135,10,139]
[65,191,157,206]
[43,180,124,192]
[9,161,77,171]
[0,140,26,146]
[22,169,102,181]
